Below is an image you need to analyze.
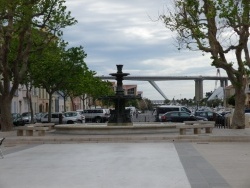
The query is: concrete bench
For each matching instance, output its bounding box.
[183,121,215,125]
[30,123,55,130]
[177,121,215,135]
[15,126,49,136]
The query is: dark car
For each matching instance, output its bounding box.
[161,111,207,122]
[245,109,250,113]
[12,113,25,126]
[194,111,225,126]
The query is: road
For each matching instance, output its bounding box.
[132,110,156,122]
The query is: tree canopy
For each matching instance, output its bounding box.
[29,40,89,119]
[161,0,250,128]
[0,0,77,131]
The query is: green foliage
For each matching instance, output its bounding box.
[227,94,235,106]
[161,0,249,128]
[0,0,77,81]
[161,0,250,61]
[58,46,90,96]
[164,98,170,104]
[143,98,154,110]
[0,0,77,131]
[126,99,138,108]
[134,98,153,111]
[90,79,115,99]
[206,99,223,107]
[205,91,213,98]
[29,41,88,96]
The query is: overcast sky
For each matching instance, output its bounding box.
[63,0,230,100]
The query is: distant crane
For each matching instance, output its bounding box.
[214,68,221,90]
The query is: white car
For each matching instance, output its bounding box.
[77,109,110,123]
[21,112,37,124]
[41,113,78,124]
[64,111,85,123]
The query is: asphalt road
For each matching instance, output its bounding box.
[132,111,155,122]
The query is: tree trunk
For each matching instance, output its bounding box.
[81,95,85,109]
[0,95,13,131]
[63,96,67,112]
[27,87,35,124]
[48,93,52,122]
[29,93,35,123]
[231,86,246,129]
[70,96,75,111]
[82,95,89,109]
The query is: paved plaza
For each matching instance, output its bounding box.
[0,128,250,188]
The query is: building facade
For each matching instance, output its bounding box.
[11,86,90,114]
[9,82,142,114]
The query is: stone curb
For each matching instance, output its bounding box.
[3,135,250,145]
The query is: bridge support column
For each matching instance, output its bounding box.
[195,78,203,102]
[220,79,228,87]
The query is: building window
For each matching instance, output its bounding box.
[127,88,135,95]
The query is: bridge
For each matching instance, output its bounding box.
[98,75,229,101]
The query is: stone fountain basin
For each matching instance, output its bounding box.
[54,123,180,135]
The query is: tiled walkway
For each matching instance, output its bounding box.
[1,128,250,187]
[1,143,192,188]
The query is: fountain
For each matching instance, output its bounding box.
[54,65,177,135]
[102,64,141,126]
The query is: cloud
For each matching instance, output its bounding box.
[63,0,229,100]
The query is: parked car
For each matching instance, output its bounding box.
[161,111,207,122]
[125,106,136,116]
[41,112,78,124]
[78,109,110,123]
[21,112,36,124]
[155,105,192,122]
[12,113,25,126]
[64,111,85,123]
[35,112,46,122]
[194,111,225,126]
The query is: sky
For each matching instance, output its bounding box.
[63,0,231,100]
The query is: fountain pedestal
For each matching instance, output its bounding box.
[108,97,135,126]
[101,65,141,126]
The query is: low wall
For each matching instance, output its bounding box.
[225,113,250,128]
[245,114,250,128]
[54,123,179,135]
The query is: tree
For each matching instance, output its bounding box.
[205,91,213,98]
[126,99,138,109]
[161,0,250,129]
[144,98,154,111]
[207,98,223,107]
[0,0,77,131]
[164,98,171,104]
[55,45,91,112]
[227,94,236,107]
[89,78,115,108]
[137,98,153,111]
[59,70,112,111]
[30,42,88,122]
